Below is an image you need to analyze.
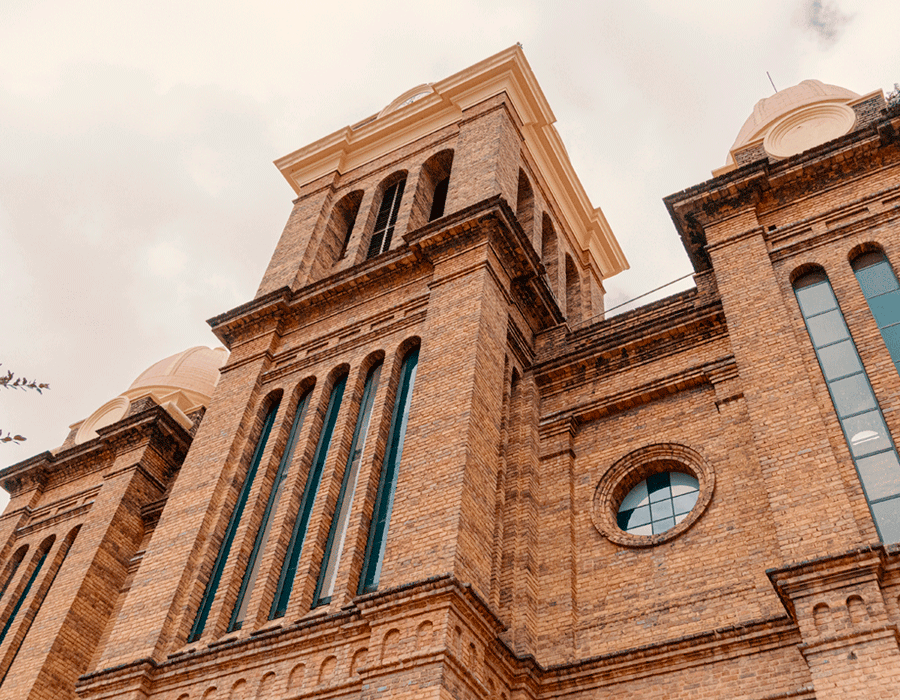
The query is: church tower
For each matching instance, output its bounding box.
[25,46,622,700]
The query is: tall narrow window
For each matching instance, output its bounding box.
[229,389,313,631]
[188,398,280,642]
[852,251,900,373]
[367,179,406,259]
[795,270,900,543]
[0,529,77,687]
[313,362,382,607]
[359,346,419,594]
[270,375,347,619]
[0,548,27,607]
[0,540,52,649]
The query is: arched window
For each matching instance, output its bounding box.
[565,254,582,324]
[794,269,900,543]
[229,387,314,631]
[409,150,453,229]
[313,360,383,606]
[0,538,54,650]
[189,397,281,642]
[0,527,78,685]
[516,169,534,236]
[367,177,406,260]
[852,250,900,372]
[0,547,27,606]
[359,345,420,594]
[541,214,559,296]
[331,191,364,263]
[270,374,347,619]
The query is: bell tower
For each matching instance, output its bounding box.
[73,46,626,700]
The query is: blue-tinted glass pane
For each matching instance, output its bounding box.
[855,261,899,298]
[796,282,837,316]
[844,410,892,457]
[830,373,877,418]
[670,472,698,495]
[882,324,900,361]
[618,505,651,530]
[868,291,900,327]
[674,511,690,524]
[619,480,649,511]
[806,310,849,348]
[629,523,653,536]
[652,517,676,535]
[650,499,674,520]
[856,451,900,501]
[871,496,900,544]
[818,340,863,380]
[673,491,699,515]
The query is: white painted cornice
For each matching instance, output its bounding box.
[274,45,628,280]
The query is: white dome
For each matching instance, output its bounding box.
[726,80,860,166]
[73,346,228,445]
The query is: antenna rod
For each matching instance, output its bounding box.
[767,71,778,93]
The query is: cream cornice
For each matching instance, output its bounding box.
[274,46,627,280]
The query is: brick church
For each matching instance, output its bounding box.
[2,46,900,699]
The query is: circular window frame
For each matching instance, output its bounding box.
[592,444,714,548]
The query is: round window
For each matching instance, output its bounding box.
[592,444,713,547]
[616,472,699,536]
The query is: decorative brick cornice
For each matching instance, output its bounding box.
[666,110,900,274]
[211,196,564,352]
[0,404,191,496]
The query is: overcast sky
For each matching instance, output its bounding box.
[2,1,899,495]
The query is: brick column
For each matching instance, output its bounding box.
[536,418,577,665]
[445,98,521,216]
[705,209,863,561]
[0,447,164,700]
[375,237,510,603]
[94,348,273,669]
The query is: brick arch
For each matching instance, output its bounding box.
[848,240,887,264]
[592,443,715,547]
[381,628,402,662]
[361,170,409,260]
[350,647,368,675]
[410,149,454,229]
[565,254,582,324]
[541,213,559,298]
[288,663,305,691]
[789,262,828,286]
[315,189,365,276]
[516,169,535,238]
[255,672,276,699]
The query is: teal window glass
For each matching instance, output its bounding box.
[270,375,347,619]
[795,270,900,543]
[359,346,419,594]
[0,548,27,606]
[229,389,313,631]
[0,542,51,649]
[853,252,900,374]
[314,362,382,607]
[188,398,280,642]
[617,472,699,536]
